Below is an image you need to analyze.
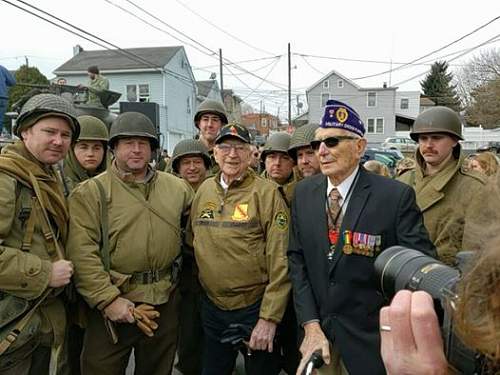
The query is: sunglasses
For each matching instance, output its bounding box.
[310,136,358,151]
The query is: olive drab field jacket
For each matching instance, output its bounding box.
[189,169,291,323]
[67,164,193,310]
[0,142,69,351]
[398,153,486,265]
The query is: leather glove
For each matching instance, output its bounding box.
[132,304,160,337]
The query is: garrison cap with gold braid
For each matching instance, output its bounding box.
[320,99,365,137]
[215,123,251,144]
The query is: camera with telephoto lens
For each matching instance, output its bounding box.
[374,246,485,374]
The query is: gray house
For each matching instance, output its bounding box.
[54,45,197,152]
[304,70,420,145]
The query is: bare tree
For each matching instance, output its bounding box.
[455,48,500,106]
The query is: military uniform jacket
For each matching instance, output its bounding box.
[398,154,486,265]
[288,168,436,375]
[0,143,68,346]
[189,169,291,323]
[67,164,193,310]
[87,74,109,106]
[262,167,301,208]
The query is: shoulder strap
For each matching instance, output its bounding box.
[93,179,110,272]
[113,175,180,237]
[28,172,64,261]
[0,289,51,356]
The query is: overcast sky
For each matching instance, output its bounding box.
[1,0,499,118]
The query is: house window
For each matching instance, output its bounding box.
[127,84,150,102]
[323,80,329,89]
[367,92,377,107]
[367,118,384,134]
[321,93,330,107]
[337,79,344,88]
[187,97,191,114]
[400,98,409,109]
[261,118,267,128]
[126,85,137,102]
[138,84,150,102]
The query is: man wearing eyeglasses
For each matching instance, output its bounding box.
[288,100,435,375]
[189,123,291,375]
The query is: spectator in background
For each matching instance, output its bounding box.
[469,151,498,177]
[395,157,416,177]
[0,65,16,135]
[249,144,262,173]
[364,160,390,177]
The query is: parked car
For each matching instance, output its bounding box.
[362,148,403,176]
[381,137,417,153]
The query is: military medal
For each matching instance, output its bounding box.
[327,229,339,260]
[343,230,353,255]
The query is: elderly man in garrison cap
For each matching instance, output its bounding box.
[287,99,436,375]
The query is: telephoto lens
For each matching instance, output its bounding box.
[374,246,460,300]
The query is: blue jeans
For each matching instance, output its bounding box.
[200,295,281,375]
[0,97,8,134]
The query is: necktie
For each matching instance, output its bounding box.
[327,188,343,231]
[326,188,343,260]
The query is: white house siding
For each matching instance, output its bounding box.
[307,72,396,144]
[395,91,421,117]
[163,50,197,151]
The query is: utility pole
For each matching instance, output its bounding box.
[219,49,224,101]
[288,43,291,128]
[25,56,29,67]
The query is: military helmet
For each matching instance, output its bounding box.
[194,99,228,128]
[15,93,80,141]
[410,106,463,141]
[76,115,109,143]
[109,112,159,149]
[261,132,292,162]
[171,139,211,173]
[288,123,319,161]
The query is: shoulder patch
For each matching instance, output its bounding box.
[274,211,289,231]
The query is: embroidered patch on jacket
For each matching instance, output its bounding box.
[200,202,216,219]
[274,211,289,231]
[231,204,249,221]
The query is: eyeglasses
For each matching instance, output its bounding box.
[217,143,247,154]
[310,136,358,151]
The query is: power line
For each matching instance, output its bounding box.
[102,0,214,58]
[173,0,275,56]
[197,55,284,69]
[106,0,289,90]
[4,0,194,86]
[393,32,500,86]
[351,15,500,80]
[242,57,282,100]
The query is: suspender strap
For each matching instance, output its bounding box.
[20,197,37,252]
[93,179,110,272]
[28,172,64,260]
[0,289,51,356]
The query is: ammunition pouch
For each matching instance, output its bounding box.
[0,294,41,356]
